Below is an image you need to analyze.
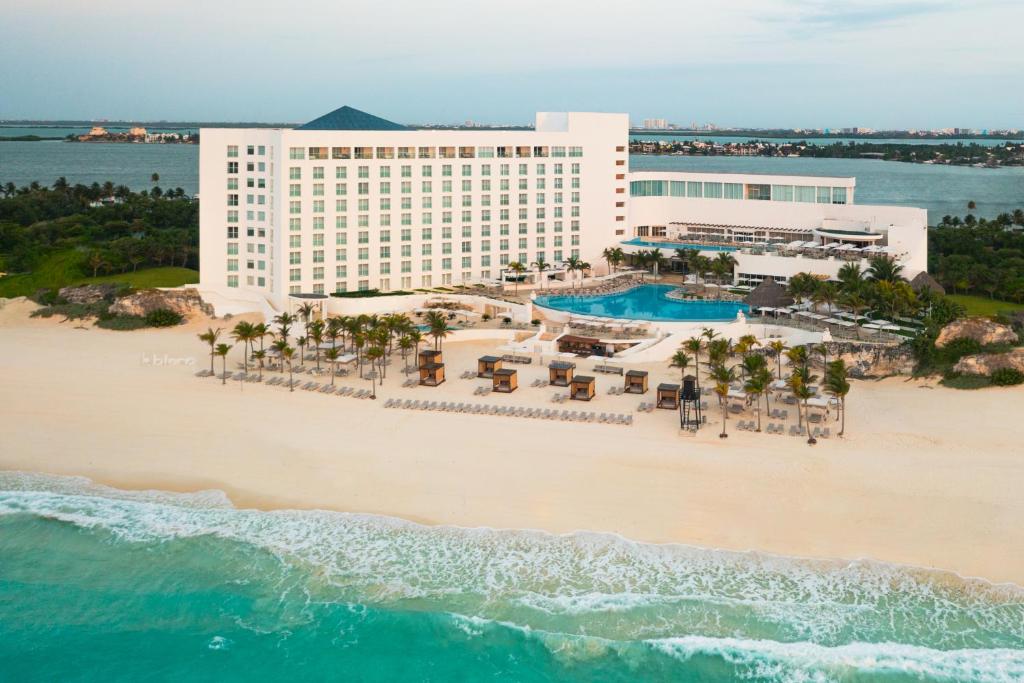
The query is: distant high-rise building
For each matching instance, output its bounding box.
[642,119,668,130]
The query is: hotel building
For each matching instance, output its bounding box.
[199,107,927,311]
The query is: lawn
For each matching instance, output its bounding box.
[946,294,1024,318]
[0,250,198,298]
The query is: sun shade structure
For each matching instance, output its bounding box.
[624,370,648,394]
[477,355,502,378]
[492,368,518,393]
[296,106,408,131]
[657,383,680,409]
[548,360,576,387]
[569,375,596,401]
[417,349,445,386]
[744,278,794,309]
[557,334,605,356]
[910,271,946,296]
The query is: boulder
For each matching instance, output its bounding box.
[828,342,916,378]
[109,288,213,318]
[935,318,1017,348]
[953,348,1024,376]
[58,283,120,304]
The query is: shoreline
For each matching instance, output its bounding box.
[2,300,1023,585]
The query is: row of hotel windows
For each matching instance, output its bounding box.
[227,145,268,157]
[226,162,268,174]
[229,252,575,276]
[227,207,582,225]
[226,162,583,178]
[290,178,579,194]
[227,275,522,294]
[629,180,848,204]
[286,146,584,160]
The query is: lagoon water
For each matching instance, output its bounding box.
[1,472,1022,682]
[2,132,1024,222]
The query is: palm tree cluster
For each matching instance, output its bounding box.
[670,329,851,443]
[197,303,452,399]
[787,256,926,324]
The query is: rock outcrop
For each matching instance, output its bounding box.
[935,318,1017,348]
[826,342,916,378]
[109,288,213,318]
[58,284,120,304]
[953,348,1024,376]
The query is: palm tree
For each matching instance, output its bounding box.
[273,312,295,341]
[365,346,384,398]
[610,247,625,273]
[768,340,787,379]
[837,263,865,294]
[324,348,340,386]
[295,335,308,367]
[825,359,851,437]
[308,320,325,372]
[231,321,255,372]
[280,346,296,392]
[602,247,620,275]
[669,350,691,382]
[648,248,665,281]
[197,327,222,376]
[740,353,766,382]
[296,302,317,336]
[812,281,838,314]
[507,261,526,294]
[814,343,829,371]
[398,335,414,373]
[866,255,904,283]
[252,349,266,381]
[787,366,818,437]
[407,329,424,367]
[214,343,233,384]
[563,255,584,289]
[252,323,271,355]
[712,252,738,295]
[785,345,808,373]
[710,364,736,438]
[787,272,817,307]
[744,367,771,432]
[425,311,451,350]
[684,337,703,384]
[532,257,551,290]
[691,254,711,286]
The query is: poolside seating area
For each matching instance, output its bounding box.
[383,398,635,426]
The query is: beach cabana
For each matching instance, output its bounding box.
[557,334,605,357]
[548,360,576,387]
[418,349,443,368]
[657,383,680,409]
[418,362,445,386]
[624,370,648,394]
[477,355,502,378]
[569,375,596,401]
[492,368,518,393]
[743,278,794,310]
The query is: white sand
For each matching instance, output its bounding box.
[2,300,1023,585]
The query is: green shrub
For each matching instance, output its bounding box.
[144,308,183,327]
[939,373,991,390]
[95,315,149,331]
[30,301,108,320]
[990,368,1024,386]
[531,319,541,326]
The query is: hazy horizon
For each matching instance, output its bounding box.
[3,0,1023,130]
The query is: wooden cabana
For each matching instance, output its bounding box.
[548,360,576,387]
[418,349,443,368]
[419,362,445,386]
[570,375,596,401]
[492,368,518,393]
[477,355,502,378]
[624,369,648,394]
[656,383,680,409]
[557,334,605,357]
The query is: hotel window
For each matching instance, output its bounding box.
[227,145,239,158]
[459,147,475,158]
[442,165,452,177]
[227,275,238,287]
[227,162,238,174]
[228,178,238,190]
[380,245,391,259]
[422,243,432,256]
[462,196,472,208]
[336,248,347,261]
[289,201,301,214]
[442,257,452,270]
[308,147,327,160]
[313,183,324,196]
[289,184,301,197]
[313,167,324,179]
[336,183,347,196]
[461,210,472,222]
[551,146,566,158]
[568,146,583,157]
[227,194,239,206]
[515,146,531,158]
[358,215,369,227]
[571,163,580,174]
[332,147,351,159]
[227,226,239,239]
[771,185,794,202]
[289,235,301,248]
[422,260,433,272]
[380,182,391,194]
[336,265,347,277]
[358,247,369,260]
[313,250,325,264]
[289,167,301,180]
[422,197,433,209]
[401,165,412,177]
[533,147,549,158]
[461,164,472,177]
[358,279,370,290]
[358,182,369,195]
[687,182,703,198]
[336,167,347,179]
[289,218,301,232]
[337,199,348,212]
[289,147,304,160]
[335,281,347,293]
[359,264,369,276]
[795,186,816,203]
[478,146,494,158]
[817,186,832,203]
[704,182,723,199]
[422,165,433,177]
[401,213,412,225]
[313,267,324,280]
[418,147,435,158]
[313,200,325,213]
[355,147,373,159]
[398,147,414,159]
[439,147,456,159]
[461,257,472,268]
[723,183,743,200]
[227,243,238,255]
[376,147,394,159]
[358,166,369,178]
[832,187,848,204]
[289,252,301,265]
[401,229,412,241]
[401,181,411,194]
[380,197,391,210]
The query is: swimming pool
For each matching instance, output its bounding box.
[622,238,738,253]
[535,284,748,322]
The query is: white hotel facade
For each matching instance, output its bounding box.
[199,107,928,312]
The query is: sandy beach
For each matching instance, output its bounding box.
[2,299,1022,585]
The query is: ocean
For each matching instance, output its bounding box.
[1,472,1021,682]
[2,133,1024,222]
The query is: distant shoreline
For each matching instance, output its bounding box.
[631,129,1024,142]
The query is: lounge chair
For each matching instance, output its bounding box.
[623,414,633,426]
[822,428,831,439]
[598,413,609,423]
[322,385,336,395]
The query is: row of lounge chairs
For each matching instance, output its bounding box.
[530,379,549,388]
[383,399,634,425]
[401,378,418,387]
[636,402,657,413]
[501,355,533,364]
[473,386,492,396]
[606,385,626,395]
[755,423,832,438]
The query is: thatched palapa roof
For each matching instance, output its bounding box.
[910,271,946,296]
[743,278,795,309]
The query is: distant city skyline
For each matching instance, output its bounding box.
[3,0,1022,129]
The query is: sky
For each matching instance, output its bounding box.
[2,0,1022,129]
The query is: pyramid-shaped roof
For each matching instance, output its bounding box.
[296,106,408,131]
[744,278,794,309]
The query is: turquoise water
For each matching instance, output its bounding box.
[536,284,748,321]
[0,472,1022,682]
[622,237,738,252]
